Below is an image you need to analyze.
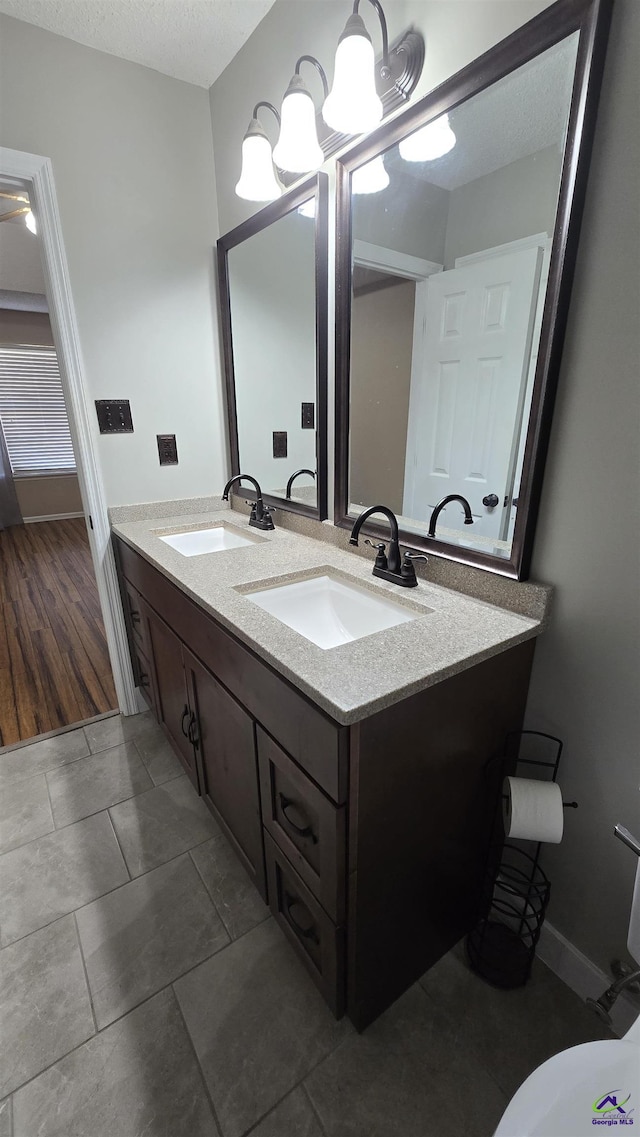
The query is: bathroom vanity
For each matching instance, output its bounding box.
[113,513,545,1029]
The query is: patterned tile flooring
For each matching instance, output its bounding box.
[0,712,610,1136]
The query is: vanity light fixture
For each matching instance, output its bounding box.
[322,0,389,135]
[235,102,283,202]
[273,56,328,174]
[352,154,389,194]
[399,113,457,162]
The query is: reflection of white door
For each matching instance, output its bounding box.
[403,246,542,539]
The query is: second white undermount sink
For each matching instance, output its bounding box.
[244,573,426,650]
[157,524,262,556]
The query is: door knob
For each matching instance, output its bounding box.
[482,494,499,509]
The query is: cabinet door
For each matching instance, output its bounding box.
[144,605,198,788]
[184,649,266,900]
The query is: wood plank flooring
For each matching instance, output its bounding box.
[0,517,117,746]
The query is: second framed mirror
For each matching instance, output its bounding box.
[334,0,611,578]
[217,173,328,519]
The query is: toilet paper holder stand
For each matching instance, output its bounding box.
[466,730,578,989]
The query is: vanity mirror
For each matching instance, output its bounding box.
[334,0,611,578]
[218,173,328,518]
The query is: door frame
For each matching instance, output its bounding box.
[0,146,138,715]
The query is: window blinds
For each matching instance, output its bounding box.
[0,345,76,475]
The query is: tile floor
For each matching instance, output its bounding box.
[0,712,611,1137]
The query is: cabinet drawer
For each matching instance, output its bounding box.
[258,727,345,923]
[265,833,344,1018]
[133,644,154,709]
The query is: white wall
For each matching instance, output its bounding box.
[0,14,226,507]
[209,0,640,980]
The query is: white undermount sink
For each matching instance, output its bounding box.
[157,524,262,556]
[244,573,424,650]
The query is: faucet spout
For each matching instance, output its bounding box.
[428,495,474,538]
[285,469,316,500]
[349,505,401,573]
[222,473,275,531]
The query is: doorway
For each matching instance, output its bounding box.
[0,180,118,744]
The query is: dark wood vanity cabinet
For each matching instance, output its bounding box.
[114,535,535,1030]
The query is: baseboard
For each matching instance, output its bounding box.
[537,921,638,1037]
[23,511,85,523]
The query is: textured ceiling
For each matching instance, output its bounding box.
[0,0,277,87]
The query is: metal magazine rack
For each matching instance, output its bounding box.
[466,730,577,989]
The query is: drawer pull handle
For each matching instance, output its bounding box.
[138,670,149,687]
[279,793,317,844]
[130,609,141,624]
[187,712,200,749]
[284,892,320,944]
[181,706,191,738]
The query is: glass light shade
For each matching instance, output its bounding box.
[25,209,37,234]
[352,155,389,195]
[322,20,383,135]
[273,80,324,174]
[235,125,282,202]
[298,198,316,219]
[399,114,457,162]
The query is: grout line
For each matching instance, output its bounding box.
[104,809,132,881]
[170,985,226,1137]
[301,1082,329,1135]
[72,911,98,1036]
[240,1045,341,1137]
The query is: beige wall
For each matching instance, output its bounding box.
[0,308,54,345]
[0,14,226,507]
[15,474,83,520]
[350,280,415,514]
[444,145,563,267]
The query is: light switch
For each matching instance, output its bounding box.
[301,402,315,429]
[95,399,133,434]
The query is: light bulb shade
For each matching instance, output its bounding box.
[235,119,283,202]
[399,114,457,162]
[273,76,324,174]
[25,209,37,234]
[322,14,383,135]
[352,155,389,195]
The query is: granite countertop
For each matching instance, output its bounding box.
[112,508,545,726]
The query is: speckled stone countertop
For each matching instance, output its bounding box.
[112,507,545,726]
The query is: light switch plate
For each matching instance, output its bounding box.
[95,399,133,434]
[157,434,178,465]
[273,431,288,458]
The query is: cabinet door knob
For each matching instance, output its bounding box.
[284,892,320,944]
[278,793,318,844]
[181,705,190,738]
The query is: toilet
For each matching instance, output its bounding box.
[494,848,640,1136]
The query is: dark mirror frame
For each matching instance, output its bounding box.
[333,0,612,579]
[217,172,329,520]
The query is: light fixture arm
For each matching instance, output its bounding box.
[352,0,391,78]
[252,101,281,130]
[294,55,329,100]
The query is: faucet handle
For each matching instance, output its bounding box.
[401,549,428,586]
[403,550,428,563]
[364,539,388,570]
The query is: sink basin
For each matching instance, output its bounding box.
[244,573,423,650]
[157,524,262,557]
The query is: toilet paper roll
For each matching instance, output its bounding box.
[502,776,564,844]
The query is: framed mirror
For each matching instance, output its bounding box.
[334,0,611,578]
[218,173,328,519]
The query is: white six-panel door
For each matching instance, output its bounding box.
[403,246,542,539]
